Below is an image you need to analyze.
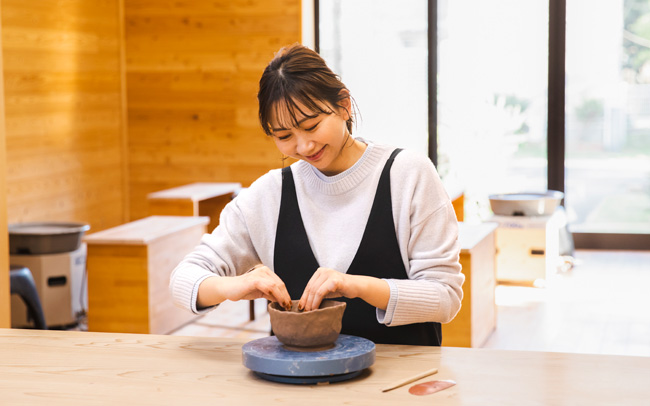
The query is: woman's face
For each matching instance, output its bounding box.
[269,98,356,176]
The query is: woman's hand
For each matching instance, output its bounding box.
[298,267,390,312]
[197,265,292,310]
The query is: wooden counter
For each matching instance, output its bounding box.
[147,182,241,234]
[83,216,209,334]
[2,328,649,405]
[443,222,498,347]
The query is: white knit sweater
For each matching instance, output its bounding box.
[170,139,464,326]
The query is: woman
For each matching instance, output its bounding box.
[170,43,464,346]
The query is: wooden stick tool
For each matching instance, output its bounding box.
[381,367,439,392]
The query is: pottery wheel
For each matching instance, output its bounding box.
[242,334,375,384]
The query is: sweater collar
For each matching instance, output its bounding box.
[294,138,384,196]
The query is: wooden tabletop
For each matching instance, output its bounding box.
[83,215,209,245]
[1,328,648,405]
[147,182,242,201]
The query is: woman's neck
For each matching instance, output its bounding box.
[321,136,367,176]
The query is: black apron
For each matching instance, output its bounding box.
[273,149,442,346]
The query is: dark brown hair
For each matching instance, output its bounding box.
[258,43,355,136]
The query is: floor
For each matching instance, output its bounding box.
[169,249,650,357]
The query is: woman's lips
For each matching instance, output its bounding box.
[305,146,325,161]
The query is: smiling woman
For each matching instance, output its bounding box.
[169,44,464,347]
[256,45,366,175]
[268,99,363,176]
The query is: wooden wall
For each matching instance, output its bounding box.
[0,6,9,327]
[2,0,127,231]
[124,0,301,219]
[1,0,302,326]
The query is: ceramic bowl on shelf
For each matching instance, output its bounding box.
[8,222,90,255]
[268,300,346,351]
[488,190,564,217]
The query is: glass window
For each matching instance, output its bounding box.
[318,0,429,155]
[437,0,549,222]
[565,0,650,234]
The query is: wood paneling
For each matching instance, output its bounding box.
[0,0,301,325]
[0,6,9,328]
[2,0,127,232]
[124,0,301,220]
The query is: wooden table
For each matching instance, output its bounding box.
[444,222,498,348]
[1,329,649,405]
[83,216,209,335]
[147,182,241,234]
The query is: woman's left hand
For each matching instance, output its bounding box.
[298,267,357,312]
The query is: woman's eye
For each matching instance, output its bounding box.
[305,122,319,131]
[277,133,291,140]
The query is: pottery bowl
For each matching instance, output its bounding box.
[268,300,346,350]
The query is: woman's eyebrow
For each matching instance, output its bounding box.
[272,114,319,132]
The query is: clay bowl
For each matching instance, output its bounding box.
[268,300,346,351]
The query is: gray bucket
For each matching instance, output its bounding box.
[8,222,90,255]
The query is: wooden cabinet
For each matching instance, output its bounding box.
[147,182,241,234]
[443,222,498,347]
[146,182,258,321]
[490,209,564,286]
[84,216,208,334]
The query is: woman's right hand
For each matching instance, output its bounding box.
[197,265,292,310]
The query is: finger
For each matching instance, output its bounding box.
[269,284,292,310]
[306,273,334,312]
[301,270,326,311]
[309,278,338,311]
[298,270,318,311]
[267,272,292,310]
[255,274,291,310]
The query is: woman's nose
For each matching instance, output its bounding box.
[295,134,315,155]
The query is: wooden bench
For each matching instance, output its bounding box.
[443,222,498,347]
[147,182,241,234]
[84,216,209,334]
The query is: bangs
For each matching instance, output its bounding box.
[273,93,333,131]
[262,87,335,135]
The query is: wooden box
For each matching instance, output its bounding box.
[84,216,209,334]
[147,182,241,234]
[443,222,498,348]
[490,209,563,286]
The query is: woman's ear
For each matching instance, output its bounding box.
[337,89,352,120]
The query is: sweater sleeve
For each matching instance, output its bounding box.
[380,151,465,326]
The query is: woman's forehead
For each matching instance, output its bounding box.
[270,98,329,129]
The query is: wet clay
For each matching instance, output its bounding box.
[409,380,457,396]
[268,300,346,351]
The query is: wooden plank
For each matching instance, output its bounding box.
[147,182,241,201]
[0,5,9,327]
[84,215,208,245]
